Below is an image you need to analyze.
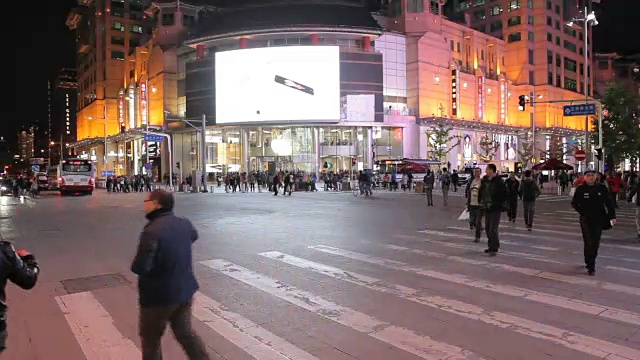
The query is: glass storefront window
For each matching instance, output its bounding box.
[205,129,242,173]
[374,127,403,160]
[319,126,358,172]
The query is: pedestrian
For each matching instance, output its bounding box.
[627,174,640,240]
[131,190,210,360]
[465,167,483,242]
[571,169,616,276]
[519,170,540,231]
[439,167,452,206]
[423,168,435,206]
[505,172,520,223]
[478,164,508,256]
[0,243,39,353]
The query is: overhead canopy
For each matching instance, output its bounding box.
[399,162,427,173]
[531,158,574,171]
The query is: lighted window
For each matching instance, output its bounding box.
[489,5,502,16]
[111,21,125,31]
[129,24,143,34]
[508,0,521,12]
[472,0,486,6]
[111,51,125,60]
[473,9,486,20]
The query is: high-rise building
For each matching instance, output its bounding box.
[51,68,78,161]
[594,53,640,98]
[18,128,35,160]
[66,0,152,141]
[444,0,595,97]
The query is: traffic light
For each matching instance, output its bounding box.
[518,95,527,111]
[595,148,603,160]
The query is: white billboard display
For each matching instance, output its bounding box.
[215,46,340,124]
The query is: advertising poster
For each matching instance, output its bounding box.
[462,134,473,160]
[215,46,340,123]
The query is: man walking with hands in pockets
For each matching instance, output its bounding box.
[132,190,210,360]
[571,169,616,276]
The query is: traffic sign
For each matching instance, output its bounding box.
[101,170,115,177]
[144,134,165,142]
[574,150,586,161]
[563,104,596,116]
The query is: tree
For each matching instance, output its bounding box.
[426,124,460,162]
[545,135,570,161]
[593,84,640,170]
[478,132,496,162]
[516,131,534,169]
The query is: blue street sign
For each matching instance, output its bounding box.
[563,104,596,116]
[144,134,165,142]
[101,170,115,177]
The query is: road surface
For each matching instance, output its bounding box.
[2,188,640,360]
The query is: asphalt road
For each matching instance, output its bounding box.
[2,187,640,360]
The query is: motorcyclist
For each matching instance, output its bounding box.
[0,242,39,352]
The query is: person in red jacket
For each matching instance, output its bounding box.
[606,172,622,208]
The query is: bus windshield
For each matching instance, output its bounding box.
[62,160,92,173]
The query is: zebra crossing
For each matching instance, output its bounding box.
[8,206,640,360]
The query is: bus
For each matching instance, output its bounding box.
[59,159,96,195]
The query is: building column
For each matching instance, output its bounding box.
[362,36,371,51]
[366,127,374,169]
[313,127,320,179]
[310,34,320,45]
[241,128,249,172]
[239,38,248,49]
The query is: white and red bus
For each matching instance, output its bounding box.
[59,159,96,196]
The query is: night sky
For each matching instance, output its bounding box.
[5,0,639,150]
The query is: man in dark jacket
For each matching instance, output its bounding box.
[505,172,520,223]
[0,243,39,353]
[132,190,209,360]
[478,164,508,256]
[519,170,540,230]
[572,169,616,276]
[627,175,640,240]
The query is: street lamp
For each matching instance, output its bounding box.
[568,8,598,156]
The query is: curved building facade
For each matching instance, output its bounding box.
[172,0,405,177]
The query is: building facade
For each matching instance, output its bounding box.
[50,68,78,163]
[66,0,152,144]
[18,128,35,160]
[594,53,640,98]
[378,0,592,171]
[175,0,400,178]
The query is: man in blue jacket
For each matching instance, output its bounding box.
[132,190,209,360]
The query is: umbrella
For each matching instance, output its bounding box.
[399,162,427,173]
[531,158,574,171]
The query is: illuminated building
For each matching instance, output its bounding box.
[66,0,152,172]
[51,68,78,162]
[377,0,593,171]
[18,128,35,160]
[179,0,396,177]
[111,0,211,177]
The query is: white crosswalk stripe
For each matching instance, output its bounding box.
[33,206,640,359]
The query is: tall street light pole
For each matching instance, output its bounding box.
[568,7,598,159]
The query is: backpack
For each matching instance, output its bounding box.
[521,179,538,201]
[442,173,451,187]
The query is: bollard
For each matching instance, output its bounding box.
[210,185,215,193]
[557,185,561,196]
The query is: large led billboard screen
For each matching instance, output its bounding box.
[215,46,340,124]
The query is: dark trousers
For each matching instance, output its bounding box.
[523,201,535,228]
[485,209,502,251]
[469,206,483,240]
[579,217,603,271]
[507,198,518,220]
[139,299,210,360]
[425,187,433,206]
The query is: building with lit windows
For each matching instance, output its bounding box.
[18,128,35,161]
[50,68,78,162]
[177,0,396,177]
[594,53,640,98]
[66,0,152,172]
[374,0,594,171]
